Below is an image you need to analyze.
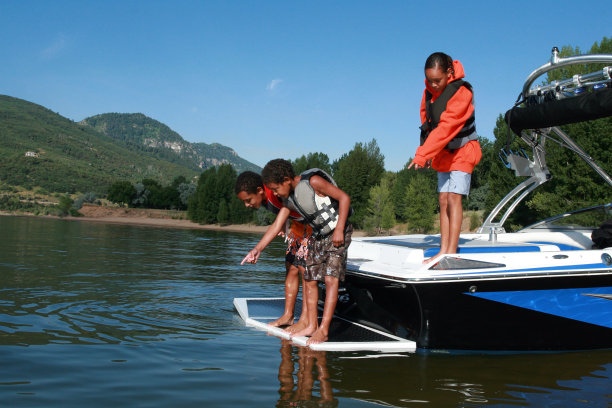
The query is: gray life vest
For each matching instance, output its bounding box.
[420,79,478,150]
[284,169,342,237]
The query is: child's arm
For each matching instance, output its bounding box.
[412,86,473,167]
[309,175,351,247]
[241,207,291,264]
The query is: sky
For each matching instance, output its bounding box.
[1,1,610,172]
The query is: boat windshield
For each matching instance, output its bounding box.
[521,203,612,231]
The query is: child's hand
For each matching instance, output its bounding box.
[241,248,261,265]
[332,229,344,247]
[407,159,431,170]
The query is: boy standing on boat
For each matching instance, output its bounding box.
[408,52,482,262]
[242,159,352,345]
[235,171,312,331]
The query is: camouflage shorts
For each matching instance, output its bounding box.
[304,223,353,282]
[285,221,312,268]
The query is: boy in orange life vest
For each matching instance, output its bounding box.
[408,52,482,262]
[235,171,312,332]
[243,159,352,345]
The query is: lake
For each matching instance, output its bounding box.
[0,216,610,407]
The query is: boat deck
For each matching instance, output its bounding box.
[347,231,609,282]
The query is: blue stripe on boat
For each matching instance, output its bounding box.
[527,241,583,251]
[467,287,612,328]
[424,242,584,258]
[424,245,541,258]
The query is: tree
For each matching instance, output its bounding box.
[403,172,437,233]
[216,164,237,222]
[188,167,217,223]
[292,152,332,174]
[200,169,219,223]
[363,173,396,235]
[188,164,248,225]
[217,199,229,225]
[381,203,396,233]
[141,178,163,208]
[391,164,437,223]
[177,182,196,208]
[332,139,385,228]
[107,181,136,207]
[229,195,252,224]
[57,194,73,217]
[171,175,188,188]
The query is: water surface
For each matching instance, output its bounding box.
[0,216,610,407]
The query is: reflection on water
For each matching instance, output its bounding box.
[277,340,337,407]
[0,216,611,407]
[331,349,612,407]
[269,340,612,407]
[273,339,612,407]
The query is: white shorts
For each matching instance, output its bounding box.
[437,171,471,195]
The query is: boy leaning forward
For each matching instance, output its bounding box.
[242,159,352,345]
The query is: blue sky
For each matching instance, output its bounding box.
[1,1,610,171]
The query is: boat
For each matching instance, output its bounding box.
[339,48,612,351]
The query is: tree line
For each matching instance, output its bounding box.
[107,176,195,211]
[105,136,489,232]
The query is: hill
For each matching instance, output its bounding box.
[80,113,260,174]
[0,95,259,194]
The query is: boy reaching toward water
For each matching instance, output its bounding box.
[235,171,311,331]
[243,160,352,345]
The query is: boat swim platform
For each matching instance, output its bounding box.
[233,297,416,352]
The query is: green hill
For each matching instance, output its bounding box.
[80,113,260,174]
[0,95,260,194]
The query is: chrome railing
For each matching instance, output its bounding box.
[522,47,612,101]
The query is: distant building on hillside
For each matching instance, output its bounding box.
[25,151,39,158]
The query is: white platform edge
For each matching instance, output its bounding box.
[234,297,416,352]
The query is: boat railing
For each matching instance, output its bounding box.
[522,47,612,100]
[478,143,549,235]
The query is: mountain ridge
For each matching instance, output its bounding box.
[80,112,260,174]
[0,95,260,194]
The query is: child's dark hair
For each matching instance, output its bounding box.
[425,52,454,74]
[234,171,263,194]
[262,159,295,185]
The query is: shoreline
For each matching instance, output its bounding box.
[0,205,367,236]
[0,211,271,234]
[70,215,274,234]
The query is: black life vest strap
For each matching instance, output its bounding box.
[421,80,476,148]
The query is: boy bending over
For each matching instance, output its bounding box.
[243,160,352,345]
[235,171,311,331]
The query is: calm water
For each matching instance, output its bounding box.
[0,216,610,407]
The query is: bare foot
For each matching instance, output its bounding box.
[306,328,328,345]
[284,319,307,335]
[268,315,294,327]
[292,325,317,338]
[423,251,441,264]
